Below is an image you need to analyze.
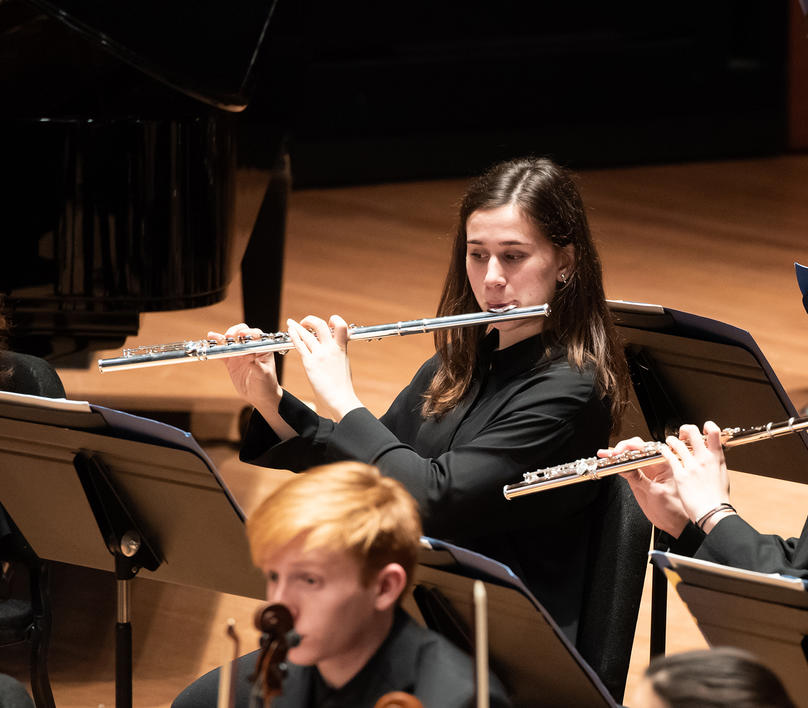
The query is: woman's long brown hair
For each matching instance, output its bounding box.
[421,157,630,431]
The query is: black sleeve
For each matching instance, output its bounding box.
[239,358,439,471]
[239,356,611,540]
[657,522,706,557]
[694,514,808,579]
[240,391,335,471]
[324,393,608,539]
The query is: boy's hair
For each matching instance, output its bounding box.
[246,462,422,588]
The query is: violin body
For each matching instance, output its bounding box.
[373,691,424,708]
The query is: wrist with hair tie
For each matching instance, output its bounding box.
[695,503,736,531]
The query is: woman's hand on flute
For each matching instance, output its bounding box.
[287,314,363,422]
[208,324,296,441]
[598,437,690,537]
[666,422,734,533]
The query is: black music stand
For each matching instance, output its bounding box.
[403,538,617,708]
[607,300,808,658]
[651,550,808,708]
[0,391,266,707]
[609,300,808,482]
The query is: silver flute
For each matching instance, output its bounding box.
[503,415,808,499]
[98,304,550,372]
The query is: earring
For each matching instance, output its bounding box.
[559,273,567,283]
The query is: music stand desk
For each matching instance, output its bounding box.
[651,550,808,707]
[610,300,808,484]
[1,390,267,705]
[405,538,617,708]
[604,301,808,660]
[0,390,265,598]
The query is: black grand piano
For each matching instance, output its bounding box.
[0,0,291,363]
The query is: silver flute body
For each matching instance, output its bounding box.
[98,304,550,372]
[503,415,808,499]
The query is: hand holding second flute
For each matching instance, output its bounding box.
[598,436,690,537]
[664,422,732,533]
[598,421,735,537]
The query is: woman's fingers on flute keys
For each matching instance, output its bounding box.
[327,315,349,346]
[223,323,263,340]
[597,436,646,458]
[297,315,333,345]
[287,318,316,353]
[208,323,263,344]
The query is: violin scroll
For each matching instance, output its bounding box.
[254,603,297,638]
[249,603,301,703]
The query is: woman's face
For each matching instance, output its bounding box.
[465,203,570,349]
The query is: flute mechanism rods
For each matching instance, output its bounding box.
[97,305,550,372]
[503,416,808,499]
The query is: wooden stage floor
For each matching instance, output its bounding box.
[3,155,808,705]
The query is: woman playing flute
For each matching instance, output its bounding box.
[215,156,630,642]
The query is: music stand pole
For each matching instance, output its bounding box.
[74,452,161,708]
[649,527,667,658]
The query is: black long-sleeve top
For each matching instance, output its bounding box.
[241,332,613,640]
[171,608,512,708]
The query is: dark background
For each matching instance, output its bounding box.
[240,0,791,186]
[0,0,801,359]
[7,0,795,186]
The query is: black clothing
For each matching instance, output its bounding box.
[0,674,34,708]
[242,332,612,639]
[0,351,65,400]
[668,516,808,579]
[663,521,706,558]
[171,609,511,708]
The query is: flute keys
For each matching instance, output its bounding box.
[575,458,599,478]
[99,305,550,371]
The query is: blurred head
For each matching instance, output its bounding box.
[632,648,795,708]
[246,462,422,669]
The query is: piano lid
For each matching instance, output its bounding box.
[0,0,285,363]
[23,0,280,111]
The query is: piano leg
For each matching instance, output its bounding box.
[241,150,290,383]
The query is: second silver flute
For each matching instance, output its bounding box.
[503,415,808,499]
[98,304,550,372]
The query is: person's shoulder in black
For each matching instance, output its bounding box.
[272,609,510,708]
